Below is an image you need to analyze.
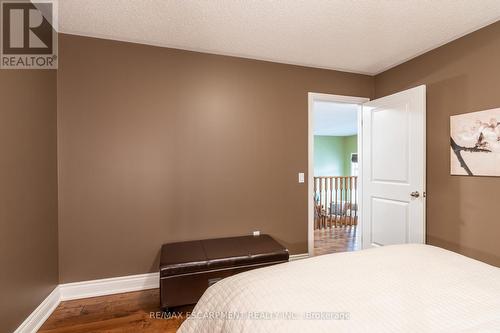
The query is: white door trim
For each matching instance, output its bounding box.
[307,93,370,256]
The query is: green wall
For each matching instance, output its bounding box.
[314,135,357,177]
[343,135,358,176]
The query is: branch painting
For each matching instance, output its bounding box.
[450,108,500,176]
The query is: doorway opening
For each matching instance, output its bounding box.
[308,93,369,256]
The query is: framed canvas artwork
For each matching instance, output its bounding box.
[450,108,500,176]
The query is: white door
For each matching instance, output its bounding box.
[362,85,426,248]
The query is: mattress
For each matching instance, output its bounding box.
[178,244,500,333]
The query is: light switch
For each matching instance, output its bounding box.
[298,172,305,183]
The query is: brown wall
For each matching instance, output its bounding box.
[57,34,373,283]
[0,70,58,332]
[58,21,500,284]
[375,22,500,266]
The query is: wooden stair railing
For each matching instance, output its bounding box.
[314,176,358,229]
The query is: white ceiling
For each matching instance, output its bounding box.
[314,101,358,136]
[58,1,500,75]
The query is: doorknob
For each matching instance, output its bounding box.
[410,191,420,198]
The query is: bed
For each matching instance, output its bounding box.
[178,244,500,333]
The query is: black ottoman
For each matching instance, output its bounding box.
[159,234,289,311]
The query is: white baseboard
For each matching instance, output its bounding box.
[289,253,309,261]
[14,286,61,333]
[14,255,309,332]
[13,272,159,333]
[58,256,309,302]
[59,272,159,301]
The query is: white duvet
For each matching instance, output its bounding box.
[178,244,500,333]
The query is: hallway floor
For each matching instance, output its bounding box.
[313,226,360,256]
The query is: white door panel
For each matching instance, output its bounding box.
[371,197,409,246]
[371,105,410,183]
[362,85,426,248]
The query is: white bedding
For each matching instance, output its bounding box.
[178,244,500,333]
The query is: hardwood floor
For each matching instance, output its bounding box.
[313,225,360,256]
[39,230,358,333]
[38,289,191,333]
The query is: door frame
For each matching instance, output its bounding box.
[307,93,370,256]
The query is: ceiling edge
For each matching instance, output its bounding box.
[57,28,375,76]
[373,16,500,75]
[56,15,500,77]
